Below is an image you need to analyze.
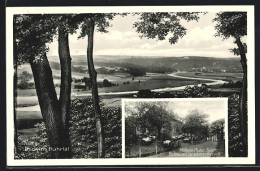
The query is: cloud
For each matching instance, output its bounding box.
[169,101,226,123]
[47,13,244,58]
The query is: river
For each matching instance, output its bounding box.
[16,72,227,112]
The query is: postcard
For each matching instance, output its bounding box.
[6,5,255,166]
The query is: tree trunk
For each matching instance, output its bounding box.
[30,53,70,158]
[86,19,105,158]
[157,127,161,140]
[235,37,248,156]
[13,39,18,153]
[58,27,72,157]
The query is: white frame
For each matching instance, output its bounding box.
[6,5,255,166]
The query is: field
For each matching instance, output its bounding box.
[73,73,211,95]
[126,142,165,158]
[176,72,243,82]
[16,71,213,135]
[144,141,225,158]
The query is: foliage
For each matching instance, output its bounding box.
[81,77,91,89]
[137,84,211,98]
[181,84,210,97]
[15,123,50,159]
[210,119,225,140]
[230,43,247,56]
[19,71,33,80]
[125,116,139,146]
[102,79,113,87]
[137,89,155,98]
[134,12,202,44]
[228,94,246,156]
[213,12,247,40]
[76,13,119,38]
[126,101,175,140]
[181,109,209,139]
[17,80,29,89]
[14,14,80,65]
[14,15,55,65]
[127,67,146,77]
[70,98,122,158]
[17,71,35,89]
[221,81,242,88]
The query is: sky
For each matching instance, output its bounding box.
[125,100,226,123]
[47,12,245,58]
[167,101,226,123]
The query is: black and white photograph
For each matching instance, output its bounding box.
[124,98,227,158]
[6,5,255,165]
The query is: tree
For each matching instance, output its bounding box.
[19,71,33,80]
[127,66,146,79]
[127,101,174,140]
[125,116,139,146]
[182,109,209,139]
[134,12,202,44]
[213,12,247,155]
[103,79,112,87]
[13,28,19,153]
[210,119,225,140]
[17,80,29,89]
[14,14,78,158]
[182,84,210,97]
[77,13,118,158]
[82,77,91,90]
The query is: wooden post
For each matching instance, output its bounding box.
[155,141,158,154]
[139,145,141,158]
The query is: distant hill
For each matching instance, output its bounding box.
[48,55,243,73]
[94,55,242,73]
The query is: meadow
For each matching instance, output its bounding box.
[176,72,243,82]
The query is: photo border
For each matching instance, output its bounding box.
[5,5,255,166]
[122,98,229,159]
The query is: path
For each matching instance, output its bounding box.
[146,141,222,158]
[16,72,227,112]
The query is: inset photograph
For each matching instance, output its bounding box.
[124,98,227,158]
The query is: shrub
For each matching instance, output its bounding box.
[17,80,29,89]
[15,123,50,159]
[103,79,112,87]
[70,98,122,158]
[228,94,246,157]
[221,81,242,88]
[181,84,210,97]
[137,89,155,98]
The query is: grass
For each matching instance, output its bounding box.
[211,140,225,157]
[16,111,42,129]
[16,111,42,120]
[176,72,243,82]
[18,128,38,140]
[101,98,122,107]
[145,140,223,158]
[17,89,37,96]
[126,142,166,158]
[181,140,218,150]
[17,87,61,97]
[75,74,211,94]
[16,96,39,107]
[18,73,211,96]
